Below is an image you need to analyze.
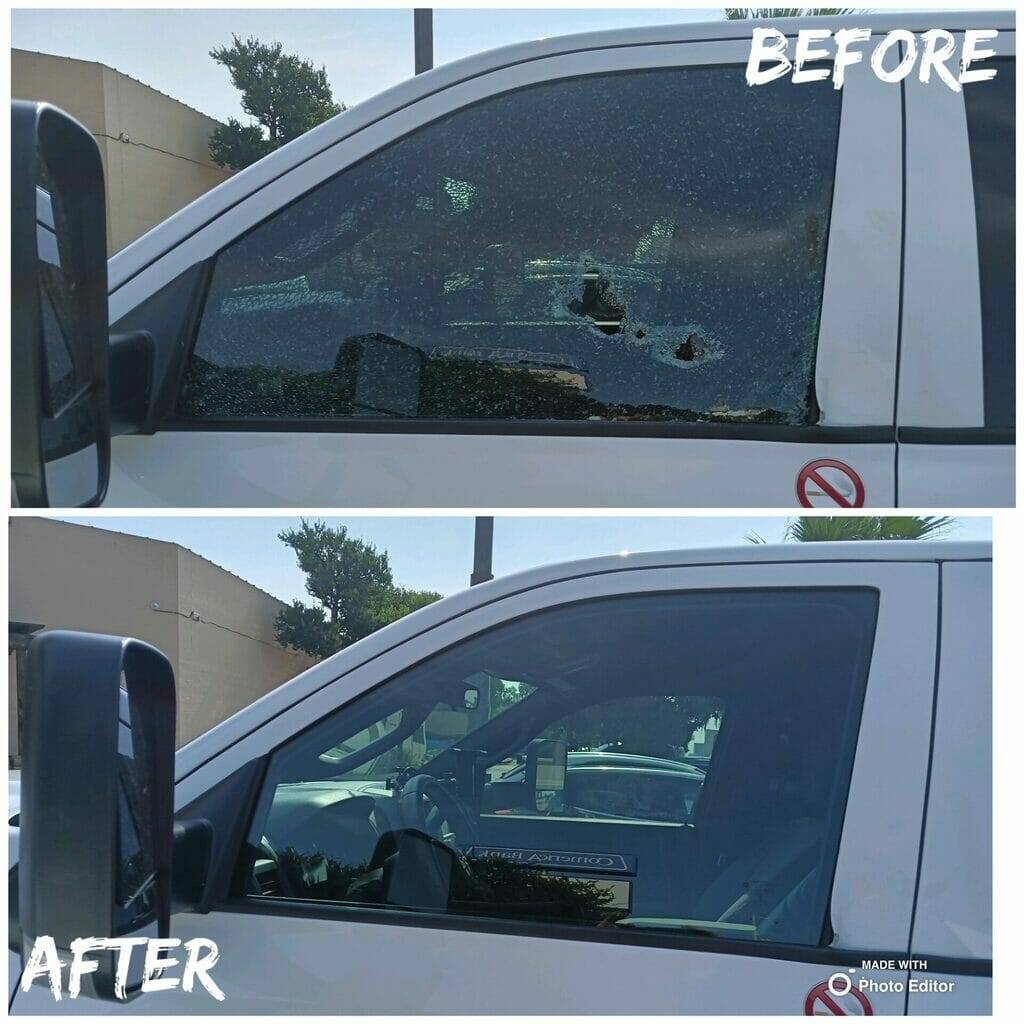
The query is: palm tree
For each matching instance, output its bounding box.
[749,516,956,544]
[724,8,857,19]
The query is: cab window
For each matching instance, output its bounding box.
[964,58,1015,429]
[238,589,877,948]
[180,67,841,429]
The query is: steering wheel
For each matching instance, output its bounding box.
[399,774,479,848]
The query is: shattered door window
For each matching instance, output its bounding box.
[178,66,842,426]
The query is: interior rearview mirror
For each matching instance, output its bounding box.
[19,631,176,999]
[11,101,111,507]
[462,686,480,711]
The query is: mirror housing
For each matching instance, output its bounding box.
[19,631,176,999]
[11,101,111,507]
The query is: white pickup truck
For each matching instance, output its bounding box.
[9,541,992,1013]
[11,11,1015,508]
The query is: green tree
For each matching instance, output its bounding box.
[371,585,442,626]
[275,519,441,659]
[209,35,344,170]
[274,601,340,660]
[749,516,956,544]
[489,679,535,717]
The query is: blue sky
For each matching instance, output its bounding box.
[11,8,721,122]
[54,516,992,603]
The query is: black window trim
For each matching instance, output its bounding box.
[897,426,1014,446]
[160,417,894,443]
[164,61,849,440]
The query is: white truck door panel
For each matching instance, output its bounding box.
[896,441,1014,508]
[904,973,991,1016]
[12,559,936,1015]
[11,911,908,1015]
[899,53,985,430]
[102,35,899,509]
[906,561,992,1014]
[106,431,895,508]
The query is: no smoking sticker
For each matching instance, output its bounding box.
[796,459,866,508]
[805,978,874,1016]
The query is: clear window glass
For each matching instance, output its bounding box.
[181,67,841,428]
[239,589,877,947]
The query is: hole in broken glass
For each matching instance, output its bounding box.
[563,263,713,367]
[674,333,705,362]
[567,268,626,335]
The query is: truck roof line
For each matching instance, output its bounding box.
[108,10,1011,297]
[175,539,989,781]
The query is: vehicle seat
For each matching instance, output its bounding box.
[689,740,832,944]
[689,819,823,941]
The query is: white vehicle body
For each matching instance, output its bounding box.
[9,542,992,1014]
[88,12,1012,508]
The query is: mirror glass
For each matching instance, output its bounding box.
[531,739,568,792]
[526,738,568,813]
[112,663,173,994]
[35,159,101,506]
[115,682,160,938]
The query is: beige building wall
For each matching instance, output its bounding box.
[12,49,234,254]
[174,546,317,744]
[8,519,315,754]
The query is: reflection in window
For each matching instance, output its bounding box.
[181,67,841,427]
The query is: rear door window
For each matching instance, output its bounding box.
[239,588,878,949]
[179,66,842,429]
[964,58,1015,428]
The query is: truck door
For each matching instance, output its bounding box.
[906,559,992,1013]
[12,557,938,1013]
[103,32,899,508]
[897,33,1015,507]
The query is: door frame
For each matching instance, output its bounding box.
[109,36,900,443]
[177,559,940,960]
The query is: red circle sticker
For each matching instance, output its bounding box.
[804,979,874,1016]
[796,459,866,508]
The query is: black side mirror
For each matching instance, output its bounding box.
[11,101,110,507]
[19,631,176,1000]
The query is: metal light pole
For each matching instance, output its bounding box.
[470,517,494,586]
[414,9,434,74]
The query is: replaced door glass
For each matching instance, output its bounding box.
[239,589,877,947]
[181,67,841,427]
